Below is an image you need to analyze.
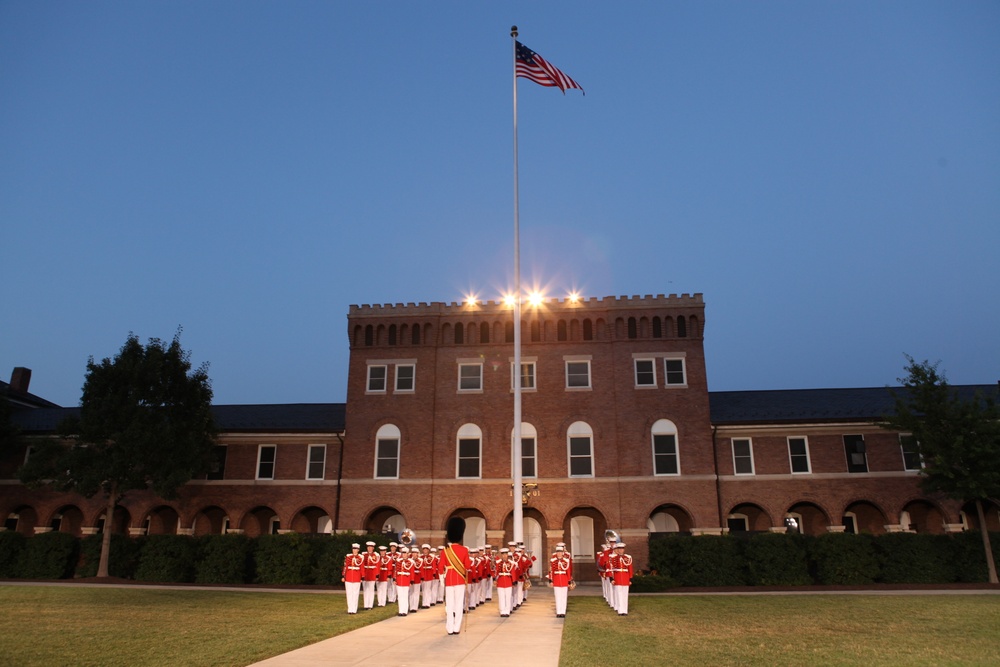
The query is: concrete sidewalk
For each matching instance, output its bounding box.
[248,586,563,667]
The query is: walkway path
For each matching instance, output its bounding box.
[248,586,563,667]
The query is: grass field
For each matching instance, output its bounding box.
[561,595,1000,666]
[1,586,998,666]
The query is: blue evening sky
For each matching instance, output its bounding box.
[2,2,998,406]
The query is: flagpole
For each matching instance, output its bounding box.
[510,25,524,547]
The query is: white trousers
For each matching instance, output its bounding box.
[421,580,433,607]
[445,584,466,634]
[387,579,397,603]
[438,575,445,602]
[409,581,420,611]
[345,581,360,613]
[614,584,629,614]
[497,586,512,616]
[376,580,388,606]
[362,580,375,609]
[396,585,409,615]
[554,585,568,615]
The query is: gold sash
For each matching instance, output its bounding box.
[444,545,467,582]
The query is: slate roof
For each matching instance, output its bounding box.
[10,403,346,434]
[709,384,998,425]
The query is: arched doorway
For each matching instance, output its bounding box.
[192,506,229,535]
[648,504,693,534]
[727,503,771,533]
[291,506,332,535]
[786,502,830,535]
[843,501,887,534]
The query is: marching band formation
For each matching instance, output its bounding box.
[341,525,634,632]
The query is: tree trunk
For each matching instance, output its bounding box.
[974,498,998,584]
[97,485,117,578]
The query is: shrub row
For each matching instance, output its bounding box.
[0,531,390,584]
[646,531,1000,588]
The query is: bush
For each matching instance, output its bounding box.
[630,573,676,592]
[77,533,143,579]
[195,534,252,584]
[875,533,954,584]
[653,535,748,587]
[135,535,197,583]
[16,531,79,579]
[810,532,879,585]
[0,530,27,577]
[744,532,811,586]
[254,533,316,584]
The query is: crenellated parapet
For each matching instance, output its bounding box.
[348,294,705,348]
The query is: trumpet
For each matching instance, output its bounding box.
[604,529,620,544]
[399,527,416,546]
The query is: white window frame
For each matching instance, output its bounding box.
[732,438,755,475]
[367,364,387,393]
[256,444,276,480]
[512,422,538,479]
[634,358,656,388]
[788,436,812,474]
[663,357,687,387]
[844,434,868,473]
[458,361,483,392]
[510,359,537,391]
[567,421,594,478]
[842,512,858,534]
[306,444,326,480]
[899,434,922,471]
[375,424,401,479]
[651,419,680,476]
[727,514,749,532]
[456,423,482,479]
[564,357,592,390]
[395,363,415,393]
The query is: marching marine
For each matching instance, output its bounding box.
[341,543,363,614]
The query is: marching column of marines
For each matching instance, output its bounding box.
[342,532,636,631]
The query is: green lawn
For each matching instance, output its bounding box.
[0,586,394,667]
[1,586,998,666]
[561,595,1000,666]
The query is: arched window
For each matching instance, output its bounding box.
[651,419,680,475]
[364,325,374,346]
[505,321,514,343]
[557,320,567,341]
[530,320,540,342]
[567,421,594,477]
[583,319,593,341]
[627,317,637,339]
[388,324,397,346]
[456,424,482,478]
[375,424,401,479]
[480,322,489,343]
[412,324,421,345]
[512,422,538,478]
[677,316,687,338]
[455,322,464,344]
[652,317,662,338]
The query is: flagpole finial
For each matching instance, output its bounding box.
[511,26,518,38]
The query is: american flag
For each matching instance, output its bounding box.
[515,41,584,95]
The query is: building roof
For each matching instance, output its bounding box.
[10,403,346,434]
[709,384,998,425]
[0,379,61,410]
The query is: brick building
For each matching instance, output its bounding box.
[2,295,998,575]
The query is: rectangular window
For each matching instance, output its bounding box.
[521,437,536,478]
[727,515,749,532]
[565,360,591,389]
[788,437,811,474]
[664,358,686,386]
[458,363,482,391]
[457,438,481,478]
[653,434,679,475]
[375,438,399,479]
[306,445,326,480]
[634,359,656,387]
[844,434,868,473]
[395,364,415,392]
[900,434,922,471]
[367,365,387,393]
[257,445,276,480]
[206,445,227,480]
[732,438,754,475]
[511,361,536,390]
[569,436,594,477]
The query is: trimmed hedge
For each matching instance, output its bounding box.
[15,530,78,579]
[3,530,997,587]
[78,533,143,578]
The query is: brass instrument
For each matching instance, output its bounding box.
[399,527,416,546]
[604,529,620,544]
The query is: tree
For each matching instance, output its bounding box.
[883,356,1000,583]
[19,331,217,578]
